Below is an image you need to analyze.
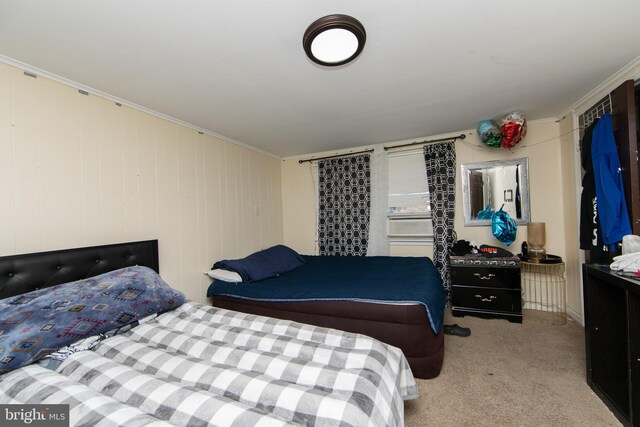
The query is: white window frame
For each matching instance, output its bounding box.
[387,149,433,244]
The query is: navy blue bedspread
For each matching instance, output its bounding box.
[207,255,445,333]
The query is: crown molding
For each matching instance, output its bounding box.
[0,54,280,159]
[558,54,640,118]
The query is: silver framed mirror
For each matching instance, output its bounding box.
[461,157,530,226]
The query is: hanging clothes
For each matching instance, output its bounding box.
[579,119,595,251]
[579,119,607,261]
[591,114,632,250]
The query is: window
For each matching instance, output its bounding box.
[387,149,433,242]
[388,150,430,216]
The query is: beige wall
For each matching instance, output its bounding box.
[558,115,583,322]
[282,121,566,256]
[454,121,566,261]
[281,159,318,255]
[281,121,570,308]
[0,62,283,303]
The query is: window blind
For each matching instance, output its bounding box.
[388,150,430,216]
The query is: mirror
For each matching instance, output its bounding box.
[461,157,530,226]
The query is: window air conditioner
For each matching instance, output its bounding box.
[387,216,433,238]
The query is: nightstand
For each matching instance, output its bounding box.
[450,255,522,323]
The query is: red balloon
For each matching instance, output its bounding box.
[500,112,527,150]
[500,122,524,150]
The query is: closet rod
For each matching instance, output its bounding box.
[298,148,374,164]
[383,134,466,151]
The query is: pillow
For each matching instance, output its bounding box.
[213,245,305,282]
[0,266,185,373]
[204,269,243,283]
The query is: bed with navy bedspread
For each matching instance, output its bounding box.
[207,254,446,379]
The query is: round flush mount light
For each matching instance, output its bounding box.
[303,14,366,67]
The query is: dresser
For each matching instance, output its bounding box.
[450,255,522,323]
[583,264,639,427]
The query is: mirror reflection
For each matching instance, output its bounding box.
[461,158,530,226]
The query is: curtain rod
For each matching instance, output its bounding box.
[298,148,374,164]
[383,134,466,151]
[297,133,465,163]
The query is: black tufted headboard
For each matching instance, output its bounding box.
[0,240,159,300]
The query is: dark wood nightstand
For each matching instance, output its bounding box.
[450,255,522,323]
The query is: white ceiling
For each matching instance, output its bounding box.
[1,1,639,157]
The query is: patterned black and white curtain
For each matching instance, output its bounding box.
[317,155,371,256]
[424,142,456,301]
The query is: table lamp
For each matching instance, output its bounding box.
[527,222,546,262]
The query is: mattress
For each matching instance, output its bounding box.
[0,301,417,427]
[213,297,444,379]
[208,255,446,379]
[208,255,446,333]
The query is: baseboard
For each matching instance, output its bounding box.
[566,306,584,326]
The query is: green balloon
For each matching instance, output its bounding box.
[484,133,501,147]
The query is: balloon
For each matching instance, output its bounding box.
[492,207,517,246]
[477,120,501,148]
[477,205,495,219]
[500,111,527,150]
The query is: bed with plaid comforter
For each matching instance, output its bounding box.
[0,301,418,426]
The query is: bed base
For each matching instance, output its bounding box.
[213,296,444,379]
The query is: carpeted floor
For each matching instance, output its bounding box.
[404,309,621,426]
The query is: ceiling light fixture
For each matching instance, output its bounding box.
[303,14,366,67]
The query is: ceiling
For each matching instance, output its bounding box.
[1,1,639,157]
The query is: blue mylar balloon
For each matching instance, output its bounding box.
[477,205,495,220]
[492,207,517,246]
[477,119,501,148]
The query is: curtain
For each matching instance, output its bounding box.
[318,154,371,256]
[424,141,456,302]
[367,147,389,256]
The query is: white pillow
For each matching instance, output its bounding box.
[204,269,243,283]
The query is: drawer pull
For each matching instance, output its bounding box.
[474,294,497,302]
[474,273,496,280]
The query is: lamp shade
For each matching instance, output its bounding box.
[528,222,546,248]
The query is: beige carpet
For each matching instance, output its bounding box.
[404,309,621,427]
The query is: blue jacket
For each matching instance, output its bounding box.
[591,114,632,248]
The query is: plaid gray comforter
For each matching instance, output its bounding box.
[0,301,418,426]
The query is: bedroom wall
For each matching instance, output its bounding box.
[281,121,570,306]
[282,121,565,256]
[0,62,284,303]
[558,114,582,322]
[453,121,565,260]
